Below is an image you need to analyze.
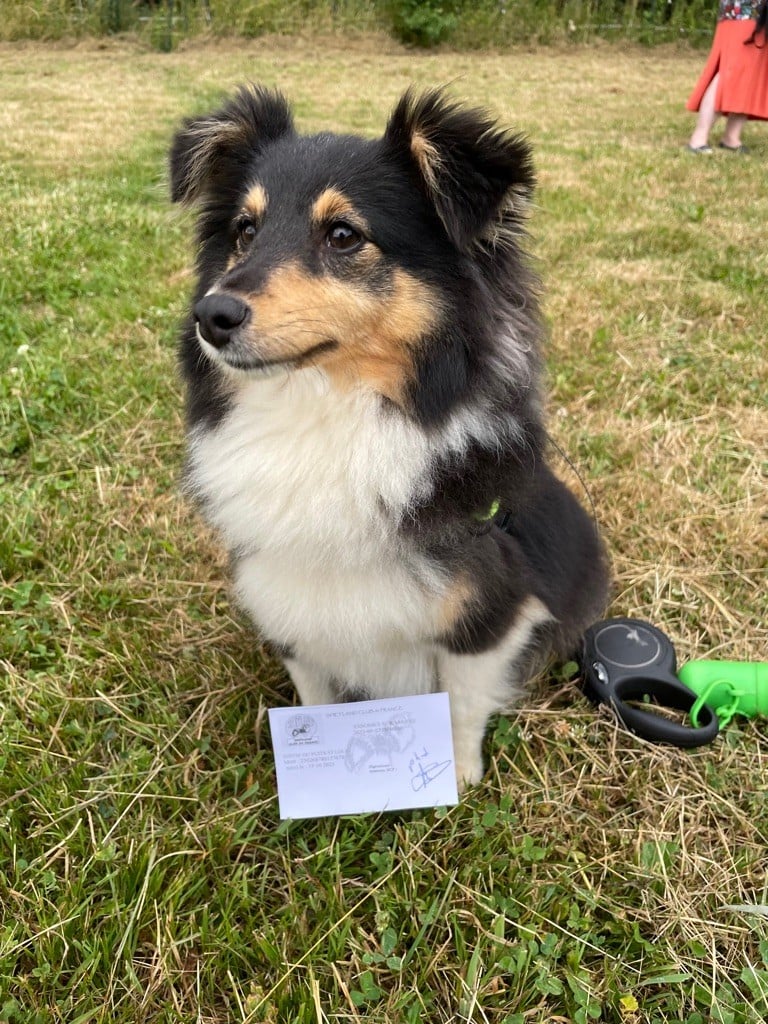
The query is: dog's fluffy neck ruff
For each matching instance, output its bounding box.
[187,362,525,570]
[188,370,429,568]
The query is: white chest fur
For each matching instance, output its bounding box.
[187,373,446,679]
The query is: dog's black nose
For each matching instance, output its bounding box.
[194,294,251,348]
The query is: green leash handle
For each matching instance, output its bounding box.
[678,660,768,728]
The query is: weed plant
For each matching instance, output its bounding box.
[1,39,767,1024]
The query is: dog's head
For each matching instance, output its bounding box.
[170,85,536,422]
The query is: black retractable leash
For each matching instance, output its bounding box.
[578,618,720,748]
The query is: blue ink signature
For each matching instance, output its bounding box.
[409,748,452,791]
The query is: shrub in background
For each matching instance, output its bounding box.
[1,0,715,47]
[386,0,459,46]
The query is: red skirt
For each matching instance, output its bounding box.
[687,18,768,120]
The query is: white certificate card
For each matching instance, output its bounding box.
[268,692,459,819]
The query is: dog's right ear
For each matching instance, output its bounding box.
[169,84,294,204]
[384,88,534,251]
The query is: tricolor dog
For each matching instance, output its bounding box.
[169,85,609,787]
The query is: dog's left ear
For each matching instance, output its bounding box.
[170,84,294,204]
[384,88,534,251]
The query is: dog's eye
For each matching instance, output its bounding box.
[235,217,258,247]
[325,222,363,253]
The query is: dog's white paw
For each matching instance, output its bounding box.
[454,753,484,792]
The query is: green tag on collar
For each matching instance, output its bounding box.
[473,499,500,523]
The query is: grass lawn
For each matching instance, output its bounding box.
[1,35,767,1024]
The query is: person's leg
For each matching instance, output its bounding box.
[720,113,748,148]
[688,72,721,149]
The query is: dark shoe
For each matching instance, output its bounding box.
[719,142,749,153]
[686,143,713,154]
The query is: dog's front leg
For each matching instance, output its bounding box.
[437,646,517,789]
[438,596,553,789]
[284,656,336,706]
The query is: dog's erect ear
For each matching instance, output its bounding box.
[384,88,534,251]
[169,84,294,204]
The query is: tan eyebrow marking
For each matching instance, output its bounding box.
[243,183,268,219]
[310,187,369,232]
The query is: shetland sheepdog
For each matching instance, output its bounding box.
[169,85,609,788]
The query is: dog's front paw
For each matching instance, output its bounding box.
[454,753,484,792]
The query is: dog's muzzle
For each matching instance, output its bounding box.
[194,293,251,349]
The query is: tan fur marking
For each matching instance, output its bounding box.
[310,188,369,233]
[235,262,441,402]
[323,268,440,399]
[244,183,269,220]
[437,576,476,634]
[410,131,442,194]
